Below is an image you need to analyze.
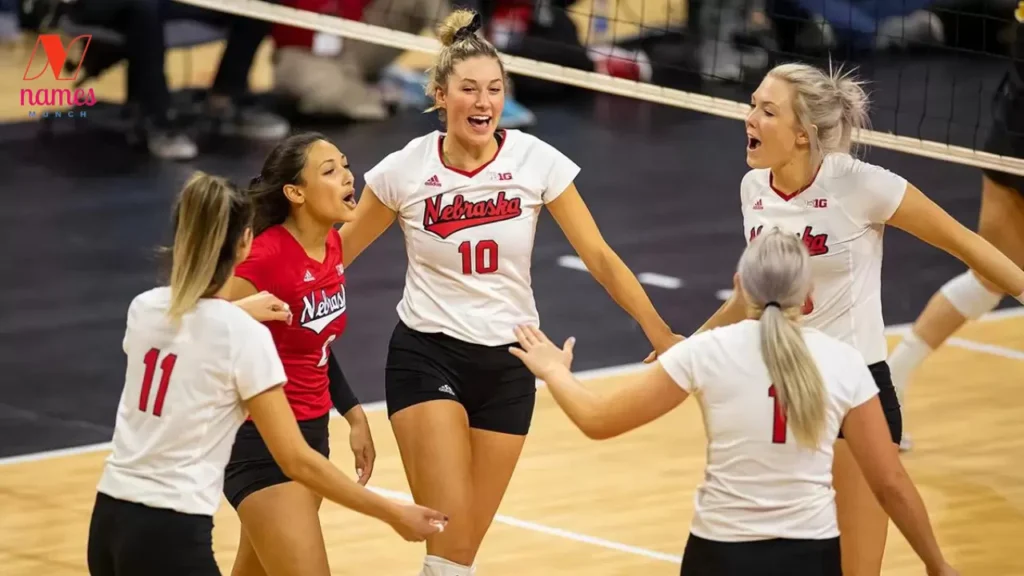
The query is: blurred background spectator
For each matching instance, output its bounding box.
[6,0,1021,158]
[68,0,289,160]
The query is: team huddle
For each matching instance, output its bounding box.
[85,7,1024,576]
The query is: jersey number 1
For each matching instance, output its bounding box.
[140,348,177,417]
[768,384,787,444]
[459,240,499,274]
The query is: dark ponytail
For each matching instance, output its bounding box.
[249,132,329,236]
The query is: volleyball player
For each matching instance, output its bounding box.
[509,229,959,576]
[220,132,384,576]
[888,5,1024,452]
[87,172,446,576]
[338,9,681,575]
[691,62,1024,576]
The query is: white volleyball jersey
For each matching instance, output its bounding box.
[364,129,580,346]
[741,153,907,364]
[658,320,879,541]
[97,287,287,516]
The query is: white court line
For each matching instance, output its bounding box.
[1,307,1021,468]
[558,255,682,289]
[713,292,1024,359]
[370,487,682,564]
[637,272,683,289]
[0,363,646,467]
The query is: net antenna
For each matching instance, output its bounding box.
[173,0,1024,177]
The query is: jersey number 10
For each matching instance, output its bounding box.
[139,348,178,417]
[458,240,499,275]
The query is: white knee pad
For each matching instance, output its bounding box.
[939,271,1003,319]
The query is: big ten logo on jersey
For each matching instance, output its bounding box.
[422,190,524,276]
[299,285,347,335]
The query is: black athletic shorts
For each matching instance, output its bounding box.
[87,492,219,576]
[222,412,330,509]
[680,533,841,576]
[385,321,537,436]
[982,81,1024,192]
[837,361,902,444]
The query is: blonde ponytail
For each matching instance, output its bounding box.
[738,229,826,449]
[167,172,244,321]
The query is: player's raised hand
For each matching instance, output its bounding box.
[234,291,293,324]
[389,503,449,542]
[509,325,574,381]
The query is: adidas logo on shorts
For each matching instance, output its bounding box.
[438,384,455,396]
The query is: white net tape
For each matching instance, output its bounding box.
[174,0,1024,177]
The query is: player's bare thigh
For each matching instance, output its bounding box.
[973,174,1024,292]
[468,427,527,545]
[232,482,329,576]
[391,400,479,565]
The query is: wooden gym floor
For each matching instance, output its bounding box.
[2,315,1023,575]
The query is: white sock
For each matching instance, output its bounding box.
[419,555,472,576]
[889,331,933,401]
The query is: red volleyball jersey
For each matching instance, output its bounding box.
[272,0,373,49]
[234,225,348,420]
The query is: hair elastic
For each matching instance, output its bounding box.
[454,13,483,41]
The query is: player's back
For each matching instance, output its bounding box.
[661,320,877,542]
[98,287,282,516]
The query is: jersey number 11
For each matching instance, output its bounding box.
[139,348,178,417]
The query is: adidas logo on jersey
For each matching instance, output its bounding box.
[300,286,347,334]
[304,270,315,282]
[425,175,442,187]
[753,199,763,210]
[422,191,523,239]
[336,264,344,276]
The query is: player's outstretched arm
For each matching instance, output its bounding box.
[888,183,1024,305]
[245,386,448,542]
[509,325,689,439]
[338,186,397,268]
[692,273,748,336]
[546,184,682,355]
[841,395,958,576]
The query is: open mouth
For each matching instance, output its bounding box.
[468,115,492,130]
[747,135,762,151]
[342,191,356,207]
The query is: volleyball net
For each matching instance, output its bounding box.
[172,0,1024,176]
